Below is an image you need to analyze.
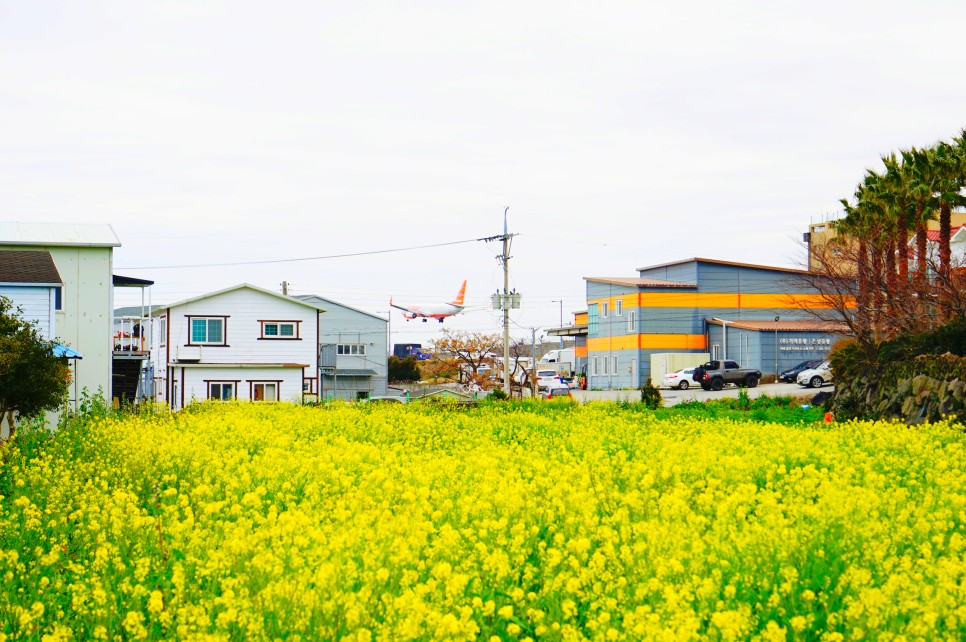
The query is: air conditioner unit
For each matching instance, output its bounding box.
[177,346,202,362]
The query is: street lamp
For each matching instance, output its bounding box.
[551,299,563,349]
[774,315,780,384]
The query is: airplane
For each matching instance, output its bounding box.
[390,281,467,323]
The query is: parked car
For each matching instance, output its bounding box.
[661,368,696,390]
[691,360,762,391]
[780,359,823,383]
[543,386,573,399]
[536,369,563,391]
[797,361,833,388]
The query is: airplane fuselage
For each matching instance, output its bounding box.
[393,302,463,322]
[390,280,467,323]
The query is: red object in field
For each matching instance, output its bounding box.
[824,412,833,423]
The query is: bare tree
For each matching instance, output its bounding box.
[428,329,502,390]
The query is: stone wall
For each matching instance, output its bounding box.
[832,354,966,424]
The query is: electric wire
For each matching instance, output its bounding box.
[117,236,498,270]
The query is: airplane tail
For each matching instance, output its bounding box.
[450,280,467,306]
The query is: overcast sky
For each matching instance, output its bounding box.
[3,1,965,346]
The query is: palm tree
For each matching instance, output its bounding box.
[903,147,938,288]
[927,141,966,281]
[880,152,914,292]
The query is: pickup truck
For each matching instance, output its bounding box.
[691,360,762,391]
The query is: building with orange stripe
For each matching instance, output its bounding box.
[583,257,847,389]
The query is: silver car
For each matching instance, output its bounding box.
[797,361,833,388]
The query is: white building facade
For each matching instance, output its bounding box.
[154,284,325,409]
[0,223,119,402]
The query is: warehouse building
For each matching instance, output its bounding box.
[584,258,846,389]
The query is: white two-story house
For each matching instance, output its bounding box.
[155,284,325,409]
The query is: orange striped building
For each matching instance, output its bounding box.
[582,258,847,389]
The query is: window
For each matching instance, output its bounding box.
[591,357,599,376]
[260,321,299,339]
[54,286,63,311]
[601,356,608,376]
[602,302,609,318]
[615,300,622,317]
[337,344,367,356]
[611,356,618,376]
[209,382,235,400]
[588,304,599,335]
[188,316,226,345]
[626,310,636,334]
[712,344,720,360]
[356,391,370,400]
[159,317,167,346]
[252,382,277,402]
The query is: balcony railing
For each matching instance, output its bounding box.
[113,316,151,354]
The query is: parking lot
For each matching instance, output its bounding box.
[571,381,831,406]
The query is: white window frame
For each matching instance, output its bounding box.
[712,344,720,360]
[188,316,226,346]
[260,321,299,339]
[252,382,278,402]
[601,302,609,318]
[611,356,618,376]
[616,300,622,317]
[159,317,167,347]
[591,357,599,376]
[626,310,636,334]
[337,344,367,356]
[209,382,235,400]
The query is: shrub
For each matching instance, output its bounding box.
[638,378,663,409]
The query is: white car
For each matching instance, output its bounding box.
[661,368,695,390]
[536,369,563,391]
[797,361,833,388]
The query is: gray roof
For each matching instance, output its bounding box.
[114,305,159,317]
[296,294,386,322]
[637,257,810,276]
[0,222,120,247]
[0,250,63,285]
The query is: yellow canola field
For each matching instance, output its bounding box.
[1,403,965,641]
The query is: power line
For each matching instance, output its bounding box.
[117,236,494,270]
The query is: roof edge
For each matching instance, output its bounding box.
[637,257,811,276]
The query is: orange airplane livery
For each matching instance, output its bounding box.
[390,281,467,323]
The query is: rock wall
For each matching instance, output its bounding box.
[832,354,966,424]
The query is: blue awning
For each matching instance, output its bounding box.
[53,344,83,359]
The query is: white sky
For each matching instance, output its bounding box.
[3,1,965,346]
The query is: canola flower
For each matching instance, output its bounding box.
[0,401,965,640]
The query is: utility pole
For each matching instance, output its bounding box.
[502,215,511,395]
[552,299,563,349]
[484,207,518,396]
[530,327,541,398]
[281,281,289,296]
